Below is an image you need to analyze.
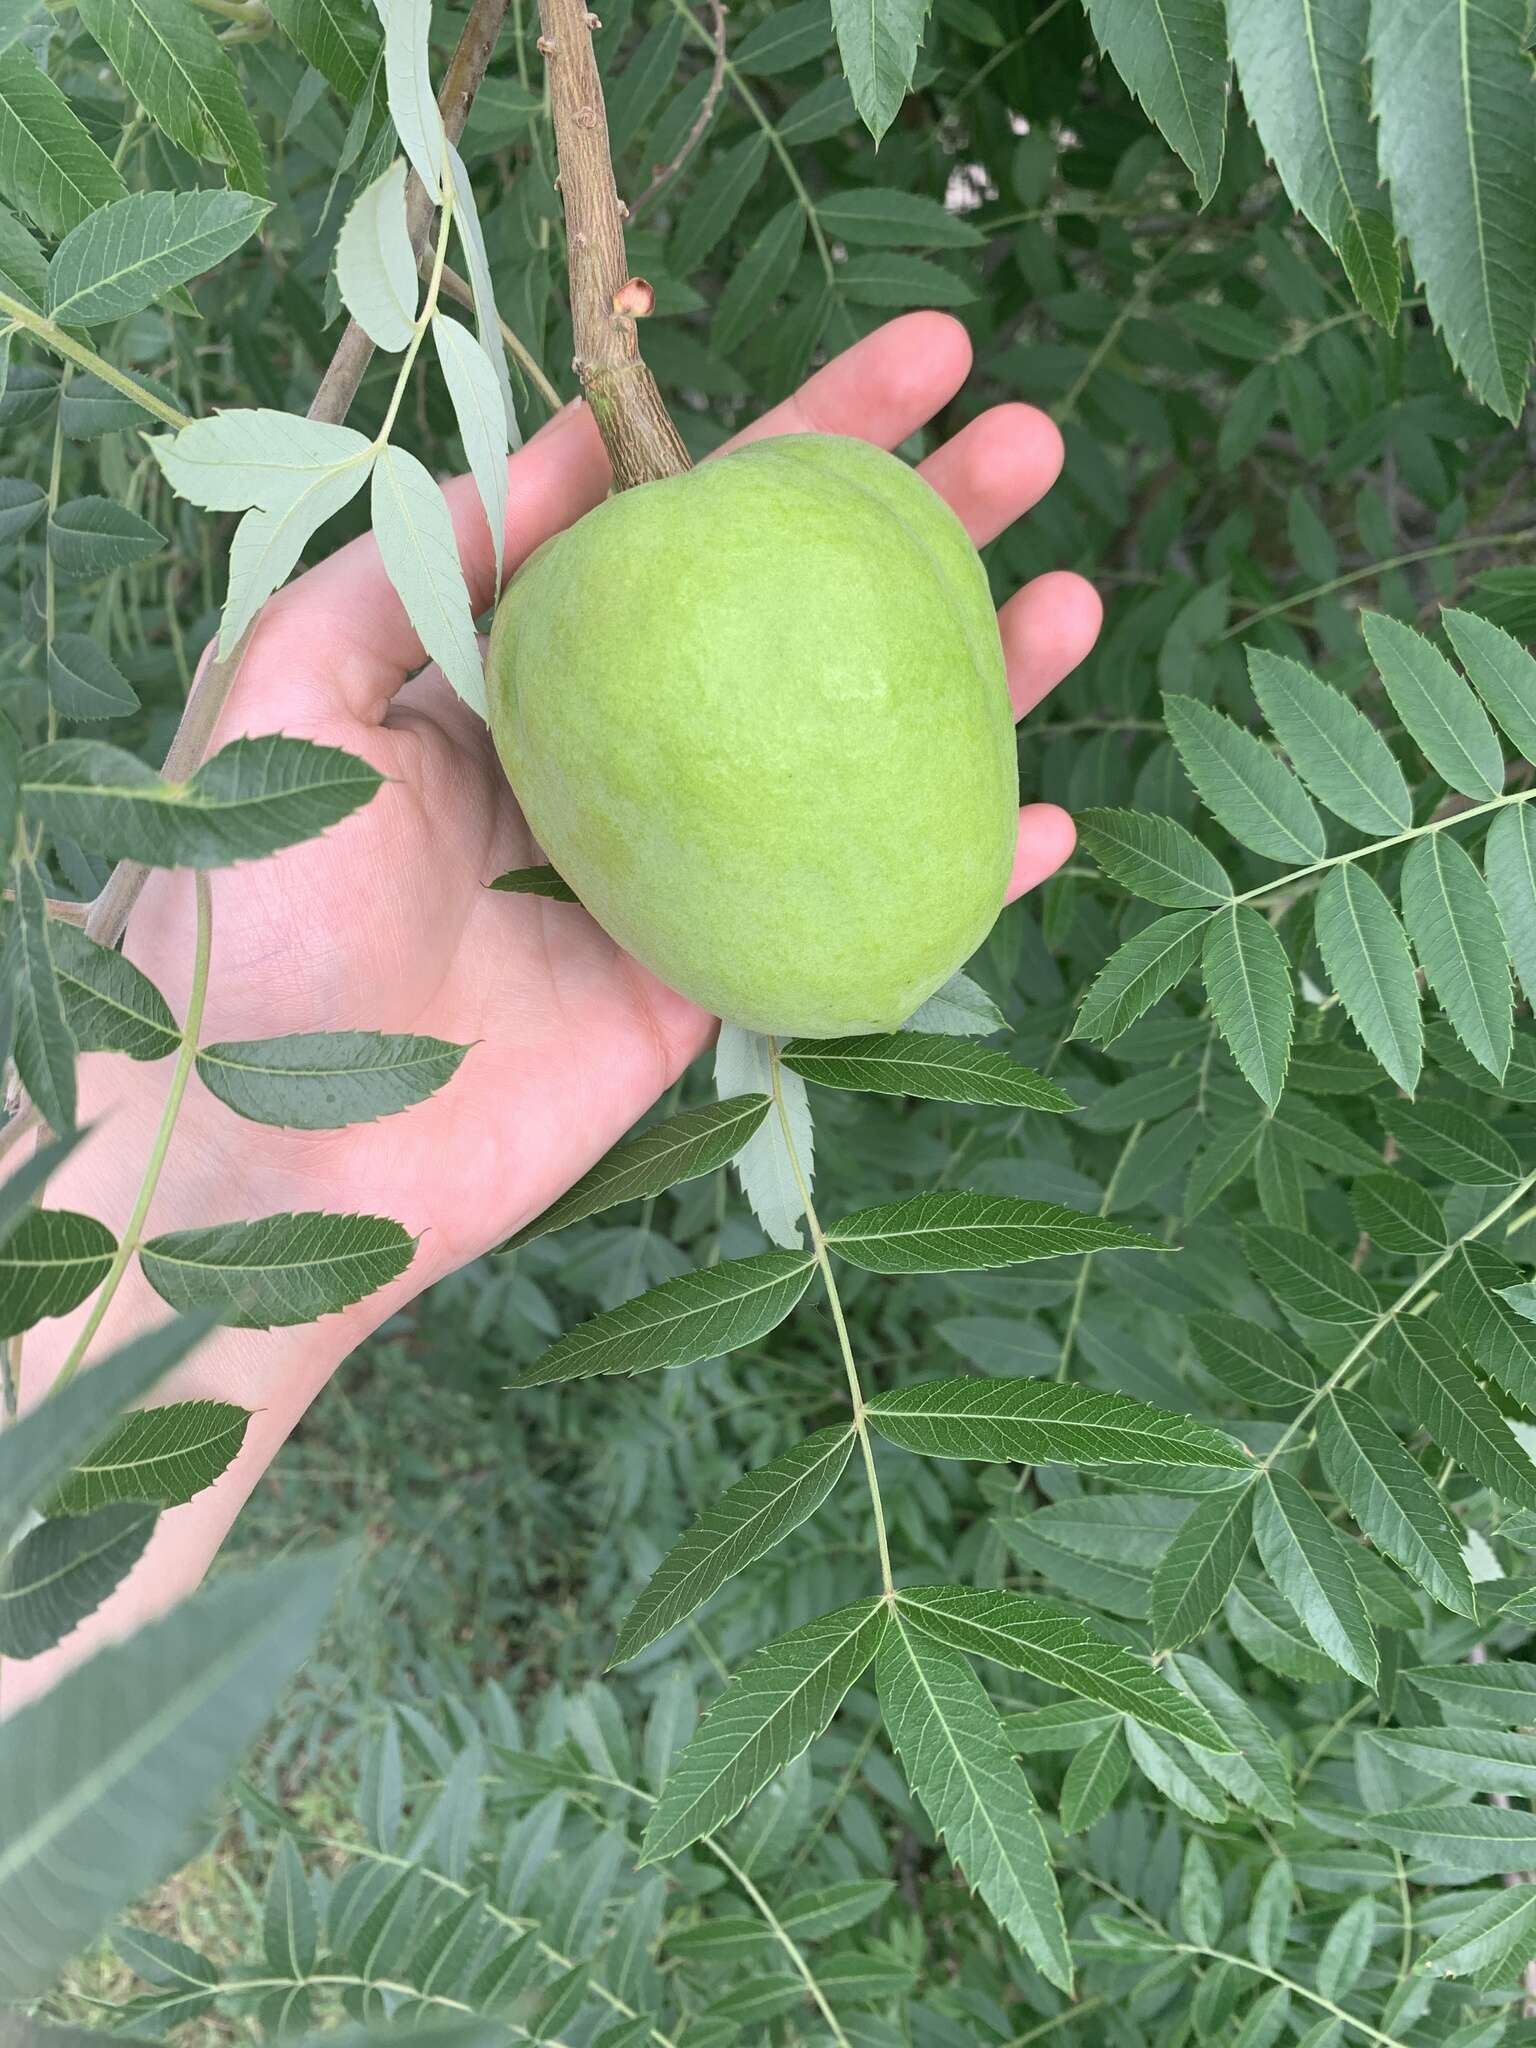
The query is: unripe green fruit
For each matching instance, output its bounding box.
[486,433,1018,1037]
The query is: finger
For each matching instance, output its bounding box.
[725,310,973,452]
[1000,570,1103,718]
[1006,804,1076,904]
[916,404,1065,548]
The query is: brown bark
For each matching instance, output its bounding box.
[535,0,690,491]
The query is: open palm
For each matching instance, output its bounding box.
[92,311,1103,1286]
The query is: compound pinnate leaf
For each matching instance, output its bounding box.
[829,0,927,142]
[1077,807,1231,908]
[865,1376,1248,1469]
[1247,646,1412,834]
[612,1427,853,1663]
[502,1094,770,1250]
[639,1597,885,1860]
[1363,611,1505,798]
[514,1251,814,1388]
[879,1609,1070,1987]
[780,1032,1074,1110]
[48,921,177,1061]
[1164,694,1324,862]
[1075,910,1208,1047]
[0,1548,341,1998]
[0,1504,157,1658]
[151,410,372,513]
[1150,1484,1255,1650]
[0,1208,115,1340]
[1253,1471,1377,1686]
[1312,863,1421,1092]
[1401,832,1513,1081]
[48,1400,250,1513]
[1201,905,1293,1110]
[46,189,269,325]
[1082,0,1228,203]
[1318,1391,1475,1618]
[336,157,417,351]
[22,735,383,868]
[1370,0,1536,421]
[139,1211,415,1327]
[894,1586,1230,1748]
[826,1192,1162,1273]
[195,1031,468,1130]
[0,1318,209,1547]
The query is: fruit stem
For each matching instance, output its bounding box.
[536,0,691,490]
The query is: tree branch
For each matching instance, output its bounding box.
[627,0,725,221]
[535,0,690,490]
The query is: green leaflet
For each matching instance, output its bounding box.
[612,1427,854,1663]
[1253,1471,1377,1686]
[1370,0,1536,421]
[501,1095,770,1250]
[895,1586,1230,1748]
[139,1211,416,1327]
[640,1598,886,1860]
[1312,864,1421,1095]
[1201,905,1293,1109]
[1382,1319,1536,1511]
[515,1251,814,1386]
[1318,1391,1476,1617]
[1400,832,1513,1082]
[0,1208,115,1339]
[1163,693,1324,861]
[826,1192,1162,1273]
[0,46,127,236]
[878,1608,1071,1989]
[195,1030,469,1129]
[1247,647,1413,835]
[75,0,266,195]
[866,1376,1249,1469]
[0,1503,157,1658]
[47,1400,250,1513]
[780,1032,1074,1111]
[1150,1484,1255,1650]
[1082,0,1228,203]
[21,736,383,869]
[1075,910,1209,1047]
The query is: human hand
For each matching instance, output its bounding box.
[17,310,1100,1690]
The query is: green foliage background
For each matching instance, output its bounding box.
[6,0,1536,2043]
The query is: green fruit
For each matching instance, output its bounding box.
[486,433,1017,1036]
